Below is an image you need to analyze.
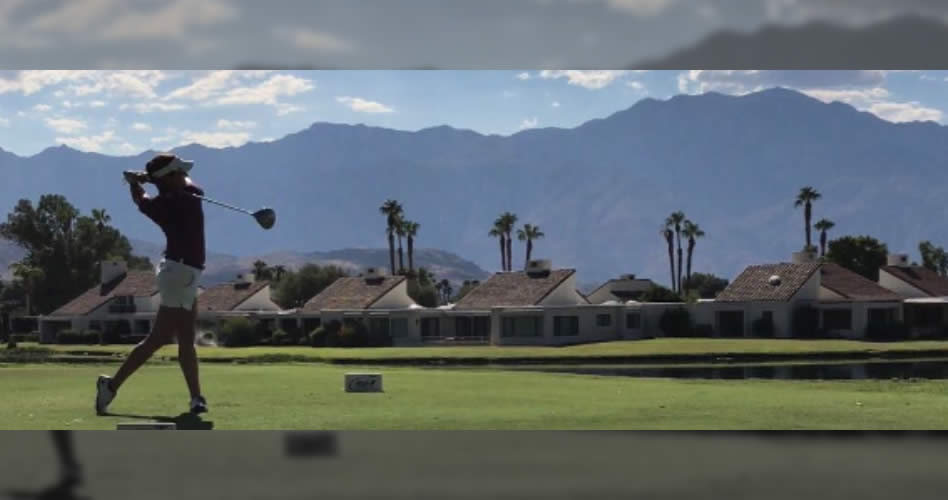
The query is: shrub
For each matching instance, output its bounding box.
[219,317,262,347]
[5,337,15,349]
[865,320,909,342]
[658,308,691,337]
[691,323,714,338]
[309,327,328,347]
[271,329,291,346]
[338,320,369,347]
[640,285,684,303]
[792,306,820,338]
[11,333,40,344]
[751,317,775,338]
[56,330,100,345]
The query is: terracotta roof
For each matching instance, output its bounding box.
[881,265,948,297]
[820,263,902,302]
[716,262,821,302]
[197,280,270,312]
[49,271,158,316]
[588,278,655,299]
[454,269,576,310]
[302,276,406,311]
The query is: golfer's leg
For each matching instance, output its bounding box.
[111,307,176,391]
[176,299,201,399]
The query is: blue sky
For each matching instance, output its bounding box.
[1,70,947,157]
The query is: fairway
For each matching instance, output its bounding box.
[2,362,948,429]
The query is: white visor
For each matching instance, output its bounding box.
[151,157,194,178]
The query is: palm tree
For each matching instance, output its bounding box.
[516,223,545,270]
[252,260,269,281]
[272,265,288,281]
[499,212,518,273]
[661,226,675,293]
[794,187,822,251]
[438,279,452,304]
[395,216,406,273]
[379,199,403,274]
[813,219,835,257]
[682,220,705,294]
[91,208,111,231]
[402,220,419,273]
[489,218,506,272]
[416,267,434,287]
[435,281,444,303]
[10,262,44,316]
[667,211,686,293]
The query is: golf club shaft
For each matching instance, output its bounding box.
[189,193,254,215]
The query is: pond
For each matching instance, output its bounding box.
[508,359,948,380]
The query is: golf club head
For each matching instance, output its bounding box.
[253,208,276,230]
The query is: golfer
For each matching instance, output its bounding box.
[49,430,82,496]
[96,153,208,415]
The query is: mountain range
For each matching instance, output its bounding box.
[2,87,947,288]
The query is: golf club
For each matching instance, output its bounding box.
[123,170,276,230]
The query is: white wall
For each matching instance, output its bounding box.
[234,286,281,311]
[538,274,587,307]
[369,281,417,309]
[878,270,928,298]
[818,286,846,301]
[792,271,822,302]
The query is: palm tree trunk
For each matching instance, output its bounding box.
[677,247,683,295]
[507,235,513,273]
[397,236,405,272]
[526,239,533,269]
[666,236,675,293]
[805,203,812,249]
[407,237,414,272]
[388,233,396,274]
[499,236,506,272]
[686,240,695,294]
[820,231,827,257]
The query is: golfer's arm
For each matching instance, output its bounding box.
[129,182,148,207]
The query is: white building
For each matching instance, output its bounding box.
[878,253,948,336]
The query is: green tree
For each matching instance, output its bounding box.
[437,279,453,305]
[498,212,518,273]
[453,280,480,302]
[661,226,675,293]
[0,195,150,314]
[379,199,403,275]
[252,260,272,281]
[919,241,948,276]
[402,220,419,273]
[666,211,686,294]
[9,262,44,316]
[395,215,406,273]
[407,278,438,307]
[272,265,288,281]
[273,264,349,309]
[813,219,835,258]
[516,223,545,270]
[826,235,888,281]
[639,284,684,303]
[489,218,506,272]
[794,186,822,252]
[683,273,729,299]
[681,220,705,294]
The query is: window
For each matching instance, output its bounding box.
[302,318,322,333]
[502,316,542,337]
[473,317,491,337]
[762,311,773,322]
[553,316,579,336]
[390,318,409,338]
[626,313,641,329]
[421,318,441,338]
[822,309,853,331]
[596,314,612,327]
[867,308,895,325]
[88,321,102,332]
[455,317,472,337]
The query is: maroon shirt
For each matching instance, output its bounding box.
[138,184,206,270]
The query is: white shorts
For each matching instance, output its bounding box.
[156,259,202,310]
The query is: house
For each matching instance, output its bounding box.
[585,274,655,304]
[817,262,903,338]
[298,267,419,344]
[39,260,160,343]
[453,259,626,345]
[195,272,285,332]
[878,254,948,335]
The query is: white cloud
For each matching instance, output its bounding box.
[868,101,942,123]
[165,71,270,101]
[151,135,175,144]
[55,130,118,152]
[539,70,628,89]
[132,122,152,131]
[0,70,168,98]
[519,117,539,130]
[32,104,52,112]
[0,117,9,127]
[217,119,257,129]
[626,80,646,91]
[120,102,188,113]
[215,74,315,106]
[116,142,138,154]
[45,117,87,134]
[178,130,251,148]
[602,0,676,16]
[273,27,352,52]
[336,96,395,113]
[552,101,560,107]
[516,72,531,80]
[276,103,304,116]
[89,100,106,108]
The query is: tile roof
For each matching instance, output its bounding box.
[197,280,270,312]
[301,275,406,311]
[820,263,902,301]
[454,269,576,310]
[49,271,158,316]
[587,278,655,299]
[715,262,821,302]
[881,265,948,297]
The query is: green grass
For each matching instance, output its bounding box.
[11,338,948,363]
[2,362,947,429]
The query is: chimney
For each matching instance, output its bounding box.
[526,259,552,278]
[791,250,817,264]
[100,260,127,285]
[887,253,910,267]
[621,274,637,280]
[364,266,387,283]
